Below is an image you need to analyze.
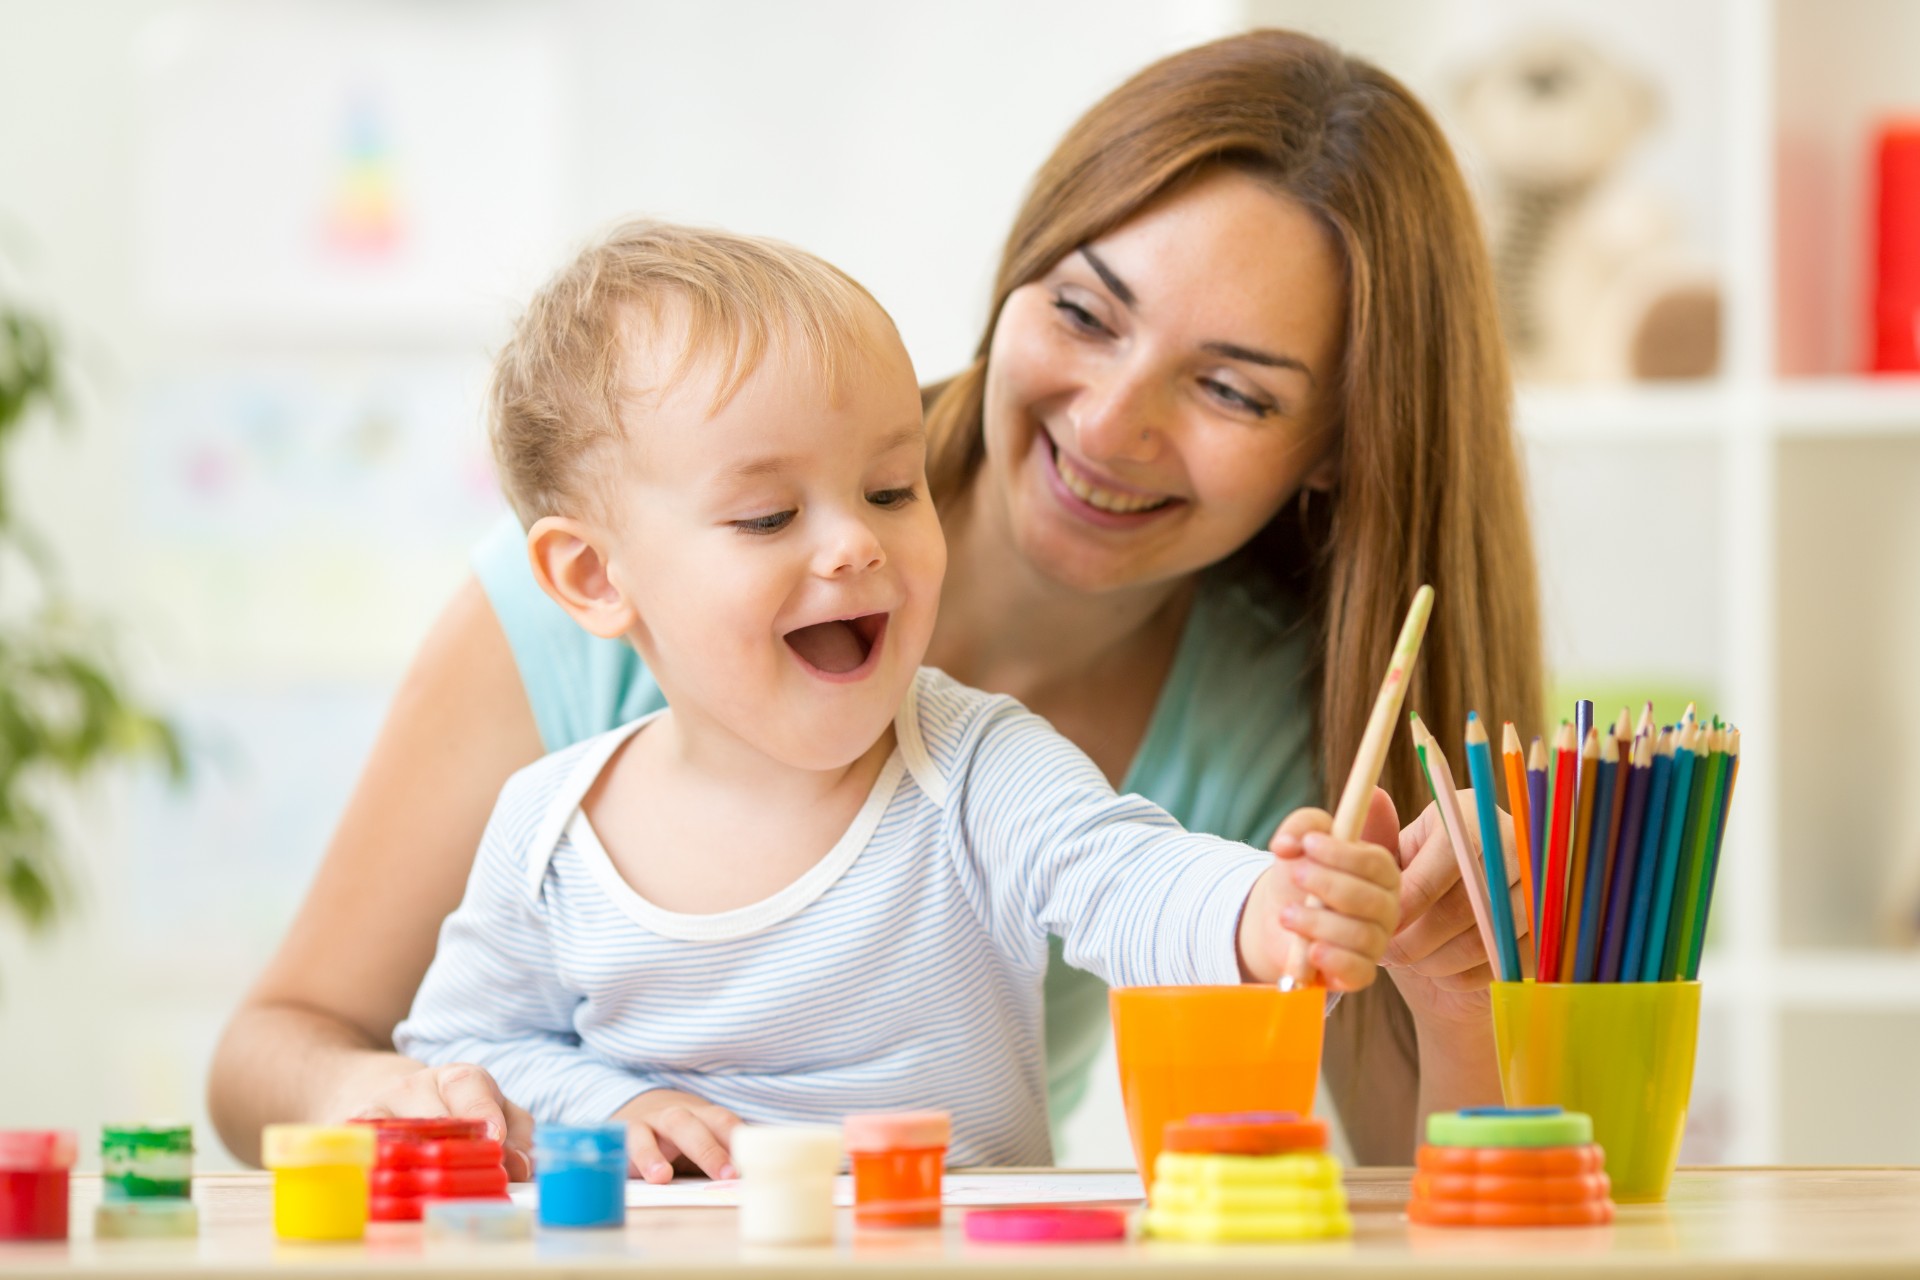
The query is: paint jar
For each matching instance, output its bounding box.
[731,1124,841,1244]
[261,1124,376,1241]
[844,1112,947,1228]
[1109,986,1324,1186]
[1491,980,1699,1203]
[532,1123,626,1229]
[101,1123,193,1200]
[0,1130,76,1241]
[352,1117,507,1221]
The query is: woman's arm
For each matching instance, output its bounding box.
[206,576,546,1166]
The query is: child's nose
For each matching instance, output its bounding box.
[814,510,885,577]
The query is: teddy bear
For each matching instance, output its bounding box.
[1452,31,1720,382]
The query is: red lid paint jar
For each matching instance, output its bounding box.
[350,1117,508,1222]
[0,1130,77,1241]
[843,1112,948,1229]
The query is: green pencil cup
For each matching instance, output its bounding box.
[1490,981,1700,1203]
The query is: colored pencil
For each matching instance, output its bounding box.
[1560,728,1600,980]
[1411,715,1505,980]
[1665,726,1724,981]
[1279,584,1435,990]
[1600,708,1632,927]
[1527,736,1548,921]
[1573,733,1618,981]
[1536,722,1578,983]
[1466,714,1524,983]
[1598,730,1653,981]
[1622,730,1676,981]
[1501,722,1538,978]
[1641,722,1700,983]
[1574,698,1593,825]
[1685,727,1740,980]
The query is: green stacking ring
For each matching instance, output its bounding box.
[1426,1106,1592,1149]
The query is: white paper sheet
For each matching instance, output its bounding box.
[507,1171,1144,1211]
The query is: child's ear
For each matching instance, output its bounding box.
[526,516,638,641]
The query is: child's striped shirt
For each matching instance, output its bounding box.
[395,667,1269,1165]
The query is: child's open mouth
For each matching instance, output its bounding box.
[783,612,888,681]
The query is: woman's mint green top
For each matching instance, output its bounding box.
[473,516,1318,1130]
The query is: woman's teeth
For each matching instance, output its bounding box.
[1054,447,1172,514]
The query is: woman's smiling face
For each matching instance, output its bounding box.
[980,167,1346,595]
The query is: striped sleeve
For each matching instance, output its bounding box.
[932,685,1271,988]
[393,761,661,1124]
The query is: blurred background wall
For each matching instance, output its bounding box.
[1,0,1916,1171]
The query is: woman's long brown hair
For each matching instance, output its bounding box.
[926,29,1543,822]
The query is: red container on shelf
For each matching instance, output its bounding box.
[350,1117,508,1222]
[1872,120,1920,372]
[0,1130,77,1241]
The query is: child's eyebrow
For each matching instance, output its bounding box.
[719,453,800,482]
[716,423,924,483]
[873,423,927,455]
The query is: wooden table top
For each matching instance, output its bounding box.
[3,1168,1919,1277]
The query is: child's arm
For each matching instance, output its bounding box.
[392,793,659,1125]
[394,769,737,1180]
[945,696,1397,989]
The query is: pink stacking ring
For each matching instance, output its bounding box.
[964,1208,1129,1243]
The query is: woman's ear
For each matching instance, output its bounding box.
[526,516,638,641]
[1301,448,1339,496]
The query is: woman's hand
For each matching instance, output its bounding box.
[1385,792,1527,1026]
[1240,789,1402,990]
[347,1062,535,1181]
[613,1089,742,1184]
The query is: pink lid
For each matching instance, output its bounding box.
[843,1111,950,1152]
[0,1129,77,1171]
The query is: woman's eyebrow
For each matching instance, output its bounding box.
[1080,244,1314,384]
[1201,340,1313,383]
[1078,247,1136,308]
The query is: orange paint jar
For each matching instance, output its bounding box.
[844,1112,948,1228]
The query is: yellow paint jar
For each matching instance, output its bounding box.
[261,1125,375,1241]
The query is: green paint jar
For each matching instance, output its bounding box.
[101,1124,193,1200]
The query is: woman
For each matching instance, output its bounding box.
[209,29,1539,1173]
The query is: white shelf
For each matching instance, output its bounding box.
[1775,952,1920,1009]
[1517,383,1728,442]
[1771,378,1920,434]
[1698,950,1920,1009]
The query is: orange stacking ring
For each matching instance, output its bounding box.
[1412,1171,1612,1204]
[1416,1145,1605,1178]
[1163,1112,1328,1157]
[1408,1197,1614,1228]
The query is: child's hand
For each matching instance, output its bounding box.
[613,1089,742,1183]
[1240,789,1402,989]
[349,1063,535,1181]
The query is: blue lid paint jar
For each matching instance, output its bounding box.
[533,1124,626,1229]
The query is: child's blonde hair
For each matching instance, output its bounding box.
[490,219,891,525]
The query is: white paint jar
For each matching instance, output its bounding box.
[731,1124,842,1245]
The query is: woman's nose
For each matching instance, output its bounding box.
[1069,366,1162,465]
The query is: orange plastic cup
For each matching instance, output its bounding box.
[1109,985,1325,1184]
